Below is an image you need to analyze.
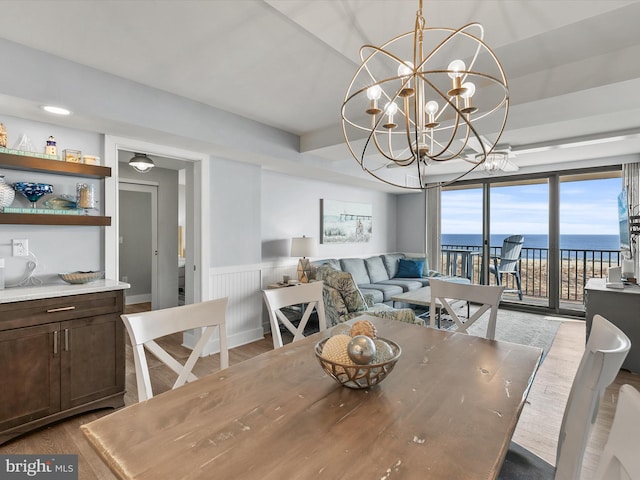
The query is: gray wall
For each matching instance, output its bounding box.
[210,157,262,267]
[396,192,427,255]
[261,170,398,261]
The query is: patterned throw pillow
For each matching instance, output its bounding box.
[317,266,367,313]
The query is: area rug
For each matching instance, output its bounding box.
[448,308,563,362]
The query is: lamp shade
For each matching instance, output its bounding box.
[291,236,317,257]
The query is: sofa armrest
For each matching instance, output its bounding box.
[363,293,376,307]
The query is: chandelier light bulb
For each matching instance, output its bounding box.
[425,100,439,115]
[460,81,478,114]
[385,102,398,117]
[383,101,399,129]
[398,62,413,78]
[460,82,475,99]
[367,85,382,100]
[447,59,466,79]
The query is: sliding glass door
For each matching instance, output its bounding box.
[441,186,483,283]
[439,168,622,314]
[559,172,622,312]
[489,180,549,308]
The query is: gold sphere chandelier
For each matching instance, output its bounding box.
[341,0,509,190]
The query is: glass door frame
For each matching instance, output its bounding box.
[439,165,621,316]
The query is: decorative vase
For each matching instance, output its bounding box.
[0,175,15,208]
[14,182,53,208]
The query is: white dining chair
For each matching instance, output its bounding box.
[593,384,640,480]
[121,297,229,402]
[428,278,505,340]
[498,314,631,480]
[263,281,327,349]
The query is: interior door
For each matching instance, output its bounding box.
[119,182,158,307]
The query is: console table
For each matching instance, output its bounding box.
[584,277,640,373]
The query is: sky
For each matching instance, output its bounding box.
[441,177,622,235]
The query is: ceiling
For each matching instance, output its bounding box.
[1,0,640,191]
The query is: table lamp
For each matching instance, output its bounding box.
[291,236,317,283]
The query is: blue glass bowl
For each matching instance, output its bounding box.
[14,182,54,208]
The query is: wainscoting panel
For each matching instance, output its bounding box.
[209,264,264,349]
[183,261,303,356]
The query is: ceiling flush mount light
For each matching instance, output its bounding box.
[41,105,71,115]
[129,153,155,173]
[341,0,509,190]
[480,151,509,174]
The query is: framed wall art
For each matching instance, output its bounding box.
[321,199,372,244]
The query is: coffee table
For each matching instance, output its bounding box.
[391,286,468,326]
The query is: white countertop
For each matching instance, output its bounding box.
[0,279,130,304]
[585,277,640,295]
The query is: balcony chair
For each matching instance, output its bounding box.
[593,384,640,480]
[121,297,229,402]
[428,278,505,339]
[490,234,525,300]
[498,314,631,480]
[263,281,327,349]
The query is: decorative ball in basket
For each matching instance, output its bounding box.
[315,320,401,389]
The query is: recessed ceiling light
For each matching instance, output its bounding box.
[41,105,71,115]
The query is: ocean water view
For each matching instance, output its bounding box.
[442,234,621,252]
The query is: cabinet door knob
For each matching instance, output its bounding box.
[64,328,70,351]
[53,330,58,355]
[46,306,76,313]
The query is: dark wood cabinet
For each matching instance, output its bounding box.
[0,289,125,444]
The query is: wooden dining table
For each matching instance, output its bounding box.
[82,316,542,480]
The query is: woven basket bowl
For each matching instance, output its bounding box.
[59,271,104,284]
[314,337,401,389]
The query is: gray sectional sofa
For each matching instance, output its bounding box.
[313,253,450,305]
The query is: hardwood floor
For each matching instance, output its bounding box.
[1,304,638,479]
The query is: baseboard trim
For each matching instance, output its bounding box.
[125,293,151,305]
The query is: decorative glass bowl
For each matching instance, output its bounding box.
[14,182,53,208]
[314,337,401,389]
[59,271,104,284]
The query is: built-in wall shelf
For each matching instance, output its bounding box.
[0,151,111,226]
[0,152,111,178]
[0,213,111,226]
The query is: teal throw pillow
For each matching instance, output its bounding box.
[396,258,424,278]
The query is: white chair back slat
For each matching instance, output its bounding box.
[263,282,327,349]
[428,279,505,340]
[121,297,229,401]
[593,384,640,480]
[555,314,631,480]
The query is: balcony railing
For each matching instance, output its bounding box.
[441,244,621,303]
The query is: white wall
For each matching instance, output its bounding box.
[261,170,398,261]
